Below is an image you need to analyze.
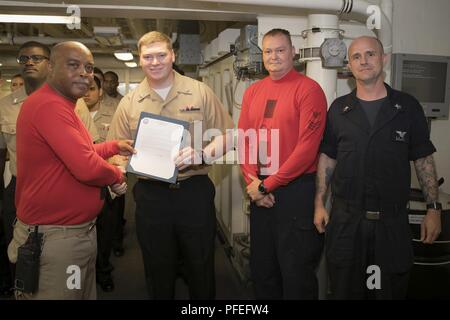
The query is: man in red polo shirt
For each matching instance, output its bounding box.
[9,41,134,300]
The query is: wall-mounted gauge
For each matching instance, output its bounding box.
[320,38,347,68]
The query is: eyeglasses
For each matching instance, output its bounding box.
[17,55,49,65]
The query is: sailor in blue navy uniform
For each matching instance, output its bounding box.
[314,36,442,299]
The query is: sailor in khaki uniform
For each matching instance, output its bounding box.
[103,71,123,111]
[10,74,24,93]
[73,66,108,143]
[89,67,121,112]
[102,94,121,111]
[0,87,26,296]
[90,106,115,143]
[83,75,117,291]
[107,31,234,299]
[0,86,26,240]
[75,99,100,143]
[91,68,126,259]
[0,87,26,187]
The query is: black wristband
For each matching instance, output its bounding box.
[426,202,442,211]
[258,181,268,195]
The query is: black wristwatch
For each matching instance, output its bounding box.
[426,202,442,211]
[258,181,268,195]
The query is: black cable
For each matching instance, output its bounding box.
[249,38,262,53]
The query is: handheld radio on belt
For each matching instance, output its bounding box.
[15,226,43,294]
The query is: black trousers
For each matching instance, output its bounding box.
[250,173,324,300]
[0,176,16,290]
[2,176,16,245]
[96,193,114,279]
[327,202,411,300]
[0,210,12,291]
[134,175,216,300]
[111,195,125,250]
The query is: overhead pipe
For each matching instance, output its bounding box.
[193,0,393,53]
[303,14,340,107]
[0,34,137,46]
[381,0,393,25]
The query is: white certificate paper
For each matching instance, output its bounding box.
[127,112,189,183]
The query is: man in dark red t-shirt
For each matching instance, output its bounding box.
[238,29,327,299]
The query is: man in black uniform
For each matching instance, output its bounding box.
[314,36,442,299]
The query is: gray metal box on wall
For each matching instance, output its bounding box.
[240,25,258,52]
[177,34,202,65]
[234,25,263,78]
[391,53,450,119]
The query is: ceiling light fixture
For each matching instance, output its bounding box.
[125,62,138,68]
[114,50,134,61]
[0,14,80,25]
[93,26,120,37]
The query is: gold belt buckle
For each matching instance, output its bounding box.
[169,182,180,189]
[365,211,380,220]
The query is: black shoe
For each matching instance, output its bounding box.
[113,247,124,257]
[97,276,114,292]
[0,285,14,298]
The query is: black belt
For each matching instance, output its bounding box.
[138,179,181,189]
[333,197,405,221]
[138,175,208,189]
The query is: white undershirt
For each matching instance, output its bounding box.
[153,85,172,101]
[90,110,98,119]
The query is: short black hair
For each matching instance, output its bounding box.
[18,41,51,57]
[104,71,119,82]
[12,74,23,79]
[263,28,292,47]
[93,75,102,89]
[93,67,104,81]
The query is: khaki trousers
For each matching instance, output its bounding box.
[8,219,97,300]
